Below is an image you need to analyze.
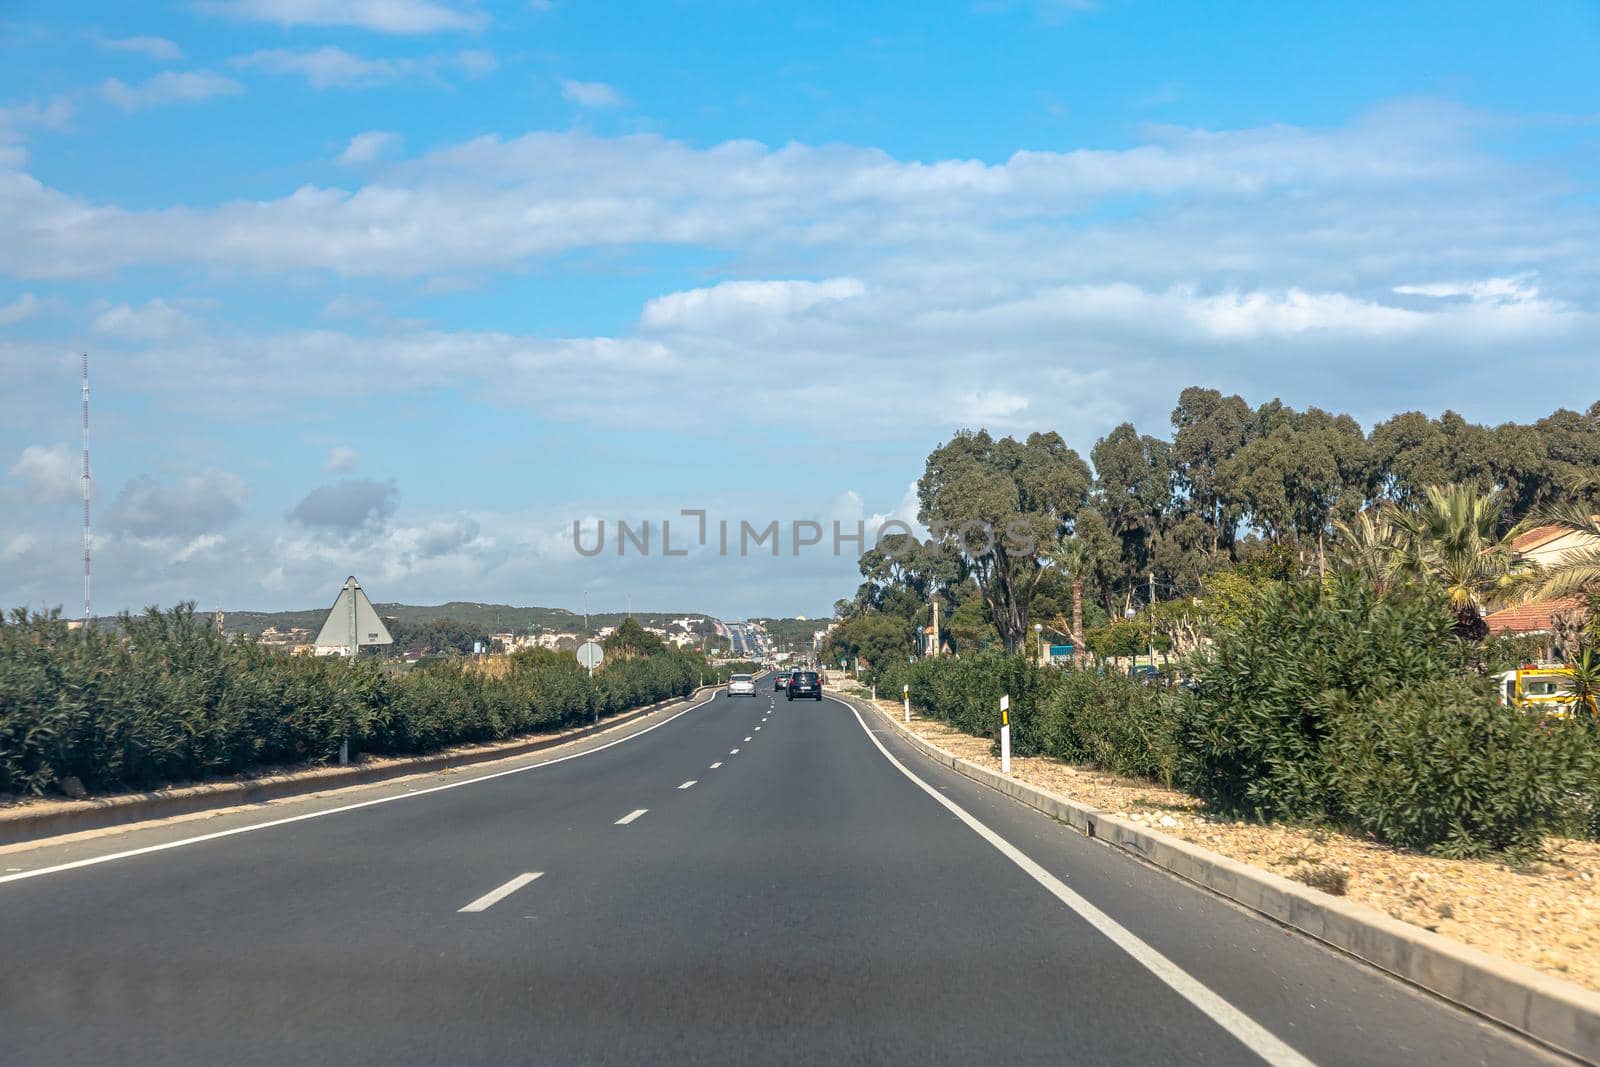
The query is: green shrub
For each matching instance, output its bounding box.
[0,604,707,797]
[1177,576,1467,823]
[903,652,1050,744]
[1324,677,1587,857]
[1032,669,1183,784]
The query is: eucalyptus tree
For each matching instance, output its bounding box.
[917,430,1092,653]
[1170,387,1253,551]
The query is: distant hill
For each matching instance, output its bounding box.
[751,615,831,649]
[218,602,710,638]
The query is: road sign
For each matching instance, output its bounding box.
[577,641,604,671]
[312,575,393,656]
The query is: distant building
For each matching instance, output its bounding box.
[260,625,312,645]
[1485,521,1599,652]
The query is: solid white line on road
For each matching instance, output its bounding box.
[678,780,697,790]
[615,808,648,825]
[836,696,1316,1067]
[710,762,722,769]
[459,872,542,913]
[0,691,722,887]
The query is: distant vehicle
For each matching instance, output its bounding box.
[787,669,822,701]
[775,672,789,690]
[1128,664,1162,685]
[1494,665,1595,718]
[729,673,756,697]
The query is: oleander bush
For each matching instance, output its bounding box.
[1176,576,1468,823]
[1032,669,1184,785]
[1322,677,1589,857]
[898,651,1052,743]
[877,574,1600,856]
[0,605,704,797]
[1178,576,1595,854]
[887,650,1176,780]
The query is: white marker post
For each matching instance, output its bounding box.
[999,694,1011,774]
[903,684,911,723]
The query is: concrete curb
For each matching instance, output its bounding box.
[0,684,722,848]
[838,690,1600,1064]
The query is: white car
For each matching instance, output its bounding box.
[728,673,756,697]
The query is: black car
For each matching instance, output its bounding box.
[786,669,822,700]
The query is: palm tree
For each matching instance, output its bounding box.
[1557,645,1600,722]
[1529,503,1600,603]
[1049,536,1093,662]
[1331,507,1405,595]
[1388,483,1531,641]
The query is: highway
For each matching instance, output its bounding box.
[0,679,1558,1065]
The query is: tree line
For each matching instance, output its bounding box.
[830,388,1600,659]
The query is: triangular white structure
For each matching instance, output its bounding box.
[313,575,394,656]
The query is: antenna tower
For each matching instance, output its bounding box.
[81,353,91,625]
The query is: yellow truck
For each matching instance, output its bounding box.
[1493,665,1598,718]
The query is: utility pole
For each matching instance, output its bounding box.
[1148,572,1156,670]
[930,597,940,657]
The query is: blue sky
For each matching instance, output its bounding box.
[2,0,1598,619]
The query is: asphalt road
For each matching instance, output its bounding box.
[0,677,1562,1065]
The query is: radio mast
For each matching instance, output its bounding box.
[81,353,91,626]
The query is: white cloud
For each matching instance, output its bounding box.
[321,293,384,318]
[641,278,864,331]
[9,444,79,502]
[99,35,183,60]
[0,292,41,325]
[202,0,489,34]
[236,47,407,89]
[8,102,1585,288]
[91,299,194,340]
[324,446,361,473]
[172,533,225,564]
[0,96,73,135]
[560,79,626,109]
[337,130,402,165]
[1393,275,1543,304]
[101,70,243,111]
[233,47,494,89]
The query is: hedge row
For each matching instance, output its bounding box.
[0,606,708,797]
[877,578,1600,858]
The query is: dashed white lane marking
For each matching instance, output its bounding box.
[615,809,648,825]
[838,697,1315,1067]
[459,872,543,913]
[709,762,722,769]
[744,736,752,742]
[754,726,762,731]
[678,780,697,790]
[729,748,740,754]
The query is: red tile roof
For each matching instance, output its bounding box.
[1511,525,1569,554]
[1485,595,1588,635]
